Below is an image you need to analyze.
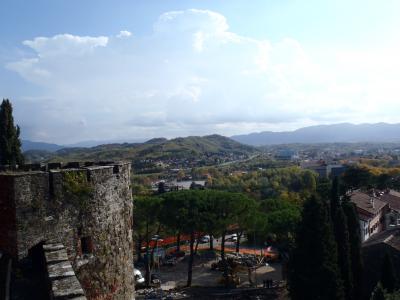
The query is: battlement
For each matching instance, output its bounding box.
[0,161,127,174]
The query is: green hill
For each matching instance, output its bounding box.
[24,135,258,165]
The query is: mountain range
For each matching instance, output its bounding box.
[22,123,400,156]
[231,123,400,146]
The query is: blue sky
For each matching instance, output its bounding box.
[1,0,400,143]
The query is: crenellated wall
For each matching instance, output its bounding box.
[0,162,134,300]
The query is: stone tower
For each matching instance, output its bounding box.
[0,162,134,299]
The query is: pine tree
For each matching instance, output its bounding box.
[381,252,397,293]
[0,99,24,165]
[289,195,344,300]
[343,199,364,300]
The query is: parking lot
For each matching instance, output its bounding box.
[136,252,283,290]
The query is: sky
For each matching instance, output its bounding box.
[1,0,400,144]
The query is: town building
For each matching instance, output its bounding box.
[350,191,389,242]
[300,160,347,178]
[275,149,298,161]
[380,189,400,227]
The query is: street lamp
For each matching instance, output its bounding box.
[151,235,164,270]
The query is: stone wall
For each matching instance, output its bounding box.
[0,162,134,300]
[0,175,18,257]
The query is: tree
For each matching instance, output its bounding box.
[230,194,258,253]
[289,195,344,300]
[330,178,353,300]
[342,166,372,191]
[342,199,364,300]
[333,207,353,300]
[159,190,206,287]
[330,177,340,216]
[260,198,301,250]
[317,177,332,204]
[133,196,162,287]
[0,99,24,165]
[381,252,397,293]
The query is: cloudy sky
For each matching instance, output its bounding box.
[1,0,400,144]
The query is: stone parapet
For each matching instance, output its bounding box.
[43,242,87,300]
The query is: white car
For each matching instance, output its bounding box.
[134,268,145,285]
[226,234,238,242]
[199,235,211,243]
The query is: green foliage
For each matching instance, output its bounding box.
[258,198,301,249]
[157,190,259,286]
[333,206,353,299]
[342,166,373,190]
[210,166,317,201]
[330,178,353,300]
[0,99,24,165]
[342,199,364,300]
[133,196,162,238]
[63,171,93,210]
[289,196,344,300]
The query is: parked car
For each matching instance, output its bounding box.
[134,268,145,287]
[199,235,211,243]
[226,234,238,242]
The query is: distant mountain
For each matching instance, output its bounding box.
[24,134,257,163]
[22,138,150,152]
[231,123,400,146]
[22,140,65,152]
[66,138,147,148]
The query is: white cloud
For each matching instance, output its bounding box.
[6,9,400,143]
[116,30,132,38]
[22,34,108,57]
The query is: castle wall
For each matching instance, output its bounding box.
[0,175,17,257]
[0,162,134,300]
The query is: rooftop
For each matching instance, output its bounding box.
[381,190,400,212]
[350,191,388,216]
[363,228,400,251]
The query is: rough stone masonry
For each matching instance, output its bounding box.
[0,162,134,299]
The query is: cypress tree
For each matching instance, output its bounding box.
[381,252,397,293]
[343,199,364,300]
[330,177,340,216]
[289,195,344,300]
[331,178,354,300]
[0,99,24,165]
[333,207,354,300]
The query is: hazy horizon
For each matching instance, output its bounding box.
[22,122,400,145]
[2,1,400,144]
